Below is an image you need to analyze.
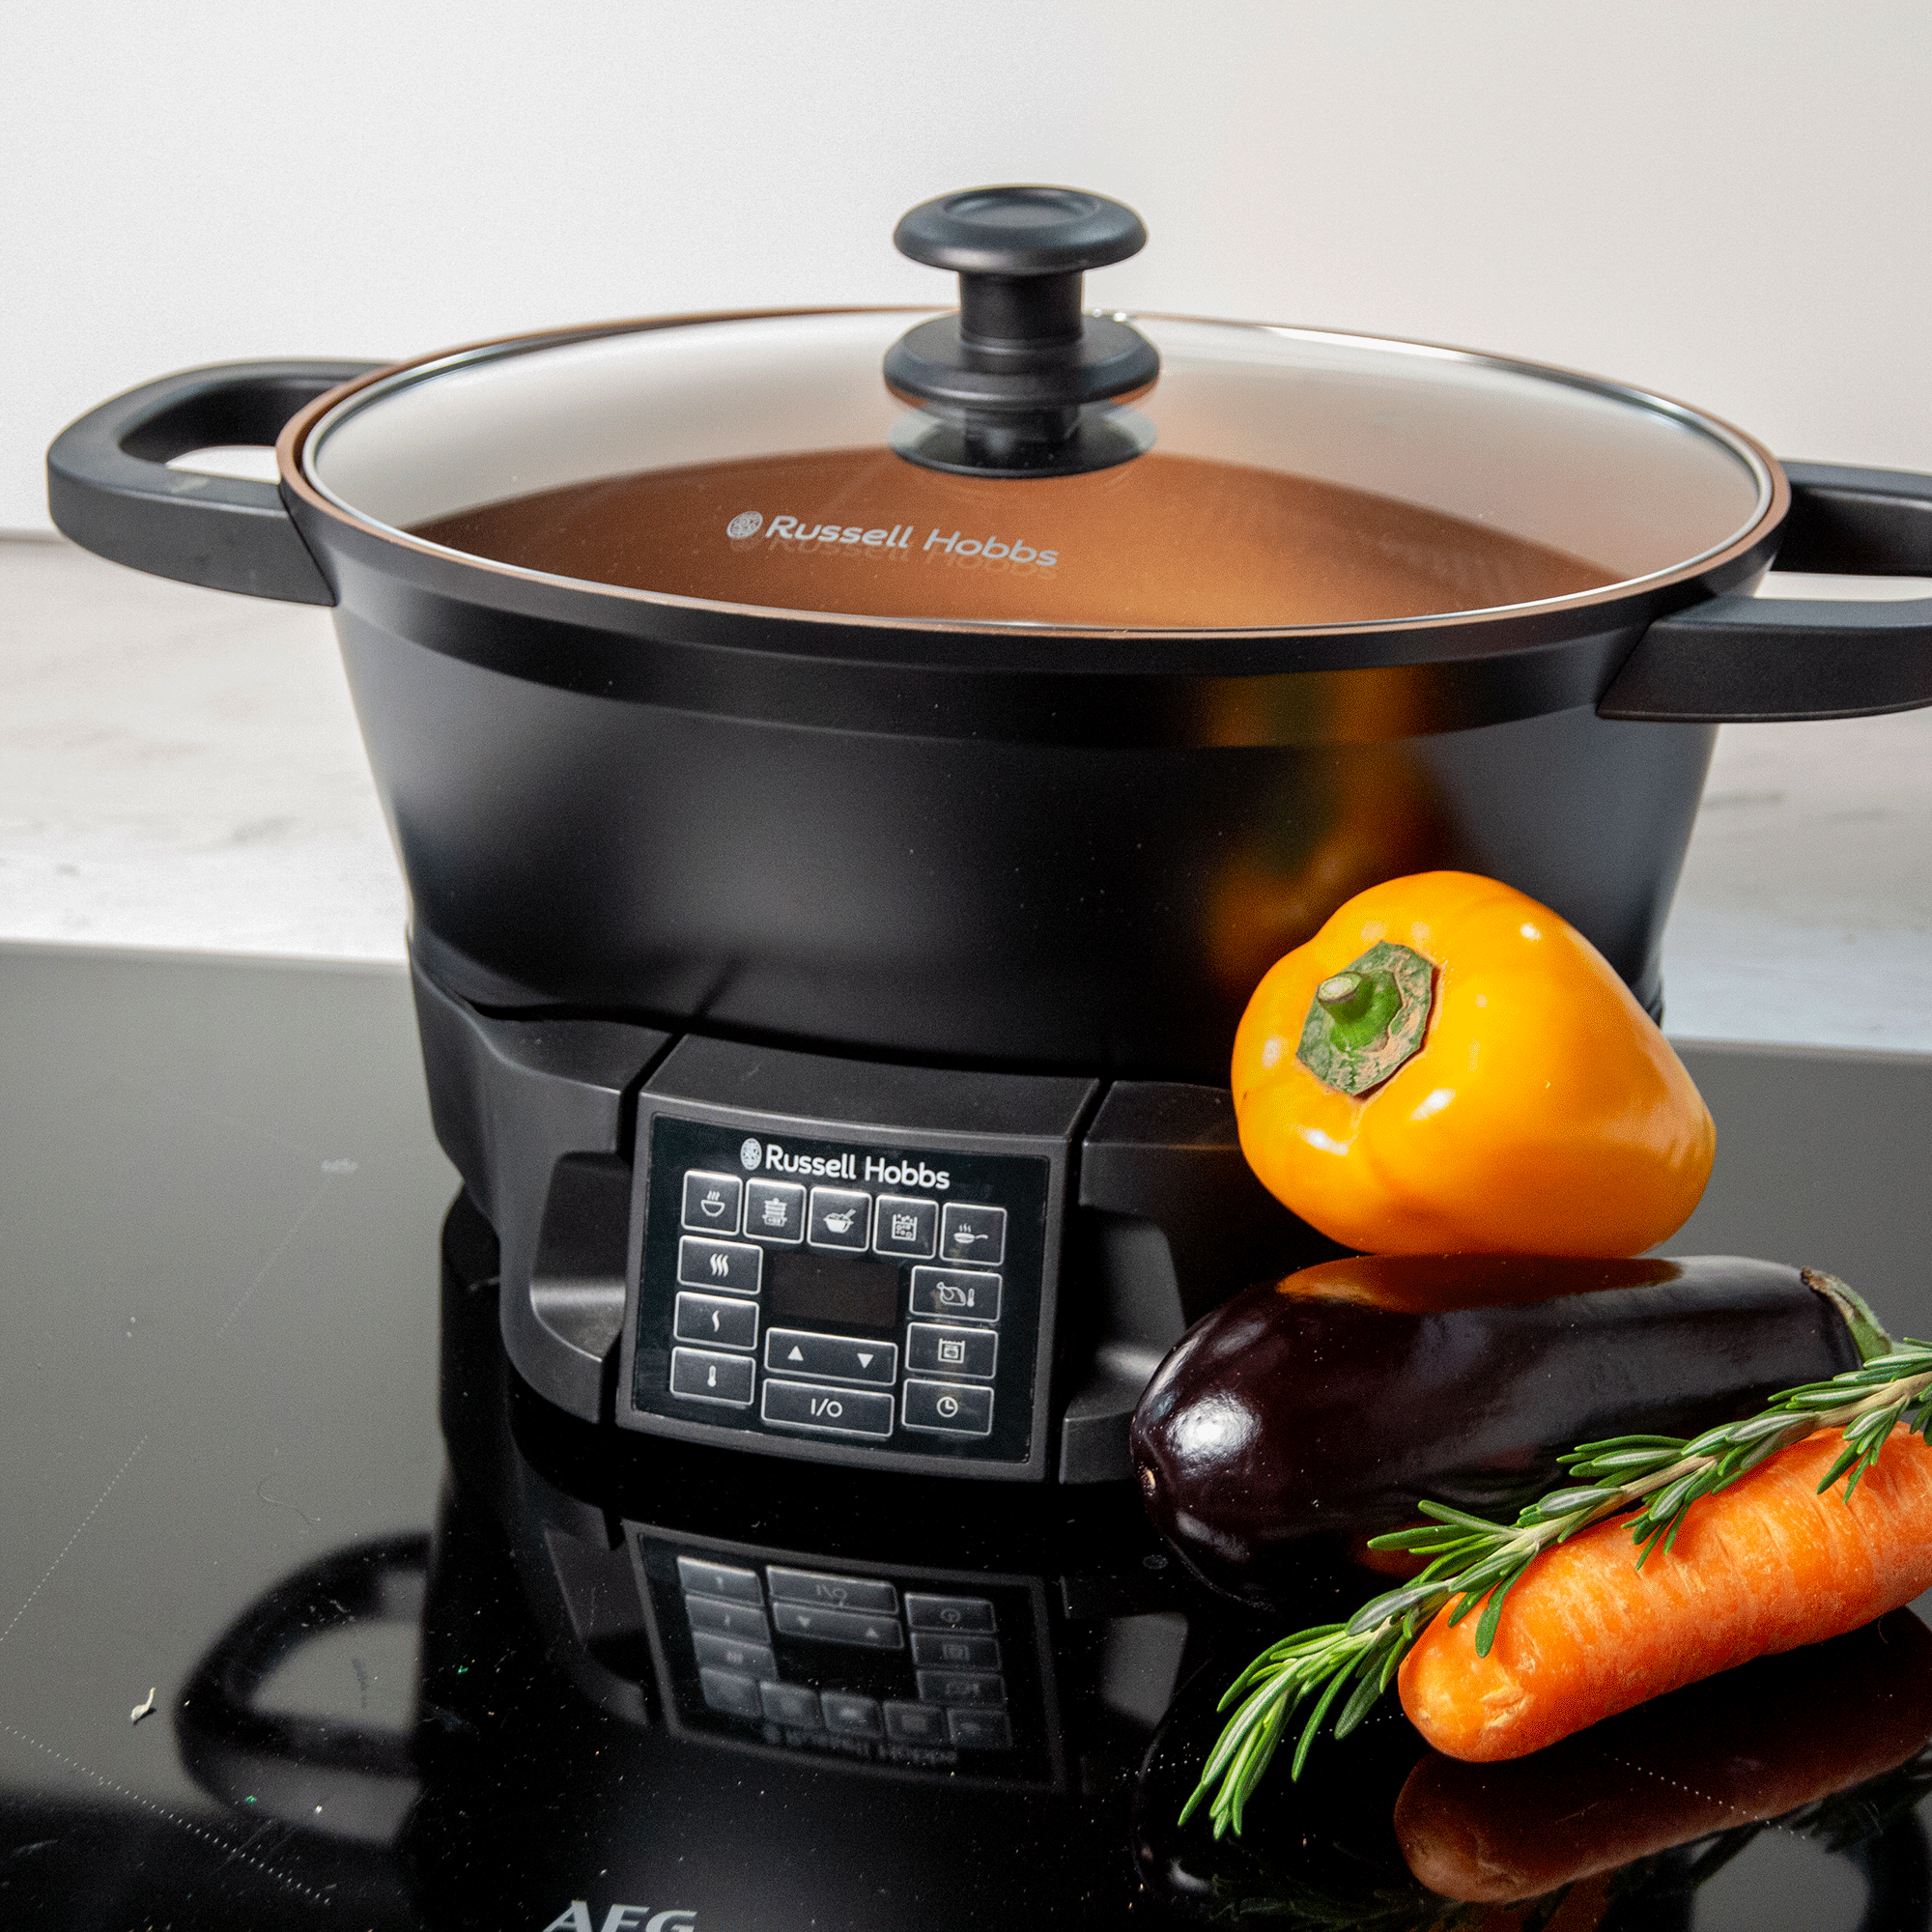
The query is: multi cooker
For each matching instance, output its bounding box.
[49,186,1932,1483]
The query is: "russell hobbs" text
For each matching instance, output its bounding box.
[756,1143,952,1190]
[761,520,1058,566]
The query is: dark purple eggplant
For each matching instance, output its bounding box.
[1129,1254,1864,1606]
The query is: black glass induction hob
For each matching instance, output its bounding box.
[5,941,1932,1931]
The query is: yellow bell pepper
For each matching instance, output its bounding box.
[1231,871,1715,1256]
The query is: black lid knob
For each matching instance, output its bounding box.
[893,185,1149,280]
[884,185,1160,477]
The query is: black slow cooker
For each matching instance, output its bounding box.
[48,186,1932,1485]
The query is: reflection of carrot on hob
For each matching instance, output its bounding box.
[1394,1609,1932,1905]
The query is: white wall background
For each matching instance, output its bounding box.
[5,0,1931,532]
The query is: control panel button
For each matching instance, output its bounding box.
[684,1594,771,1642]
[681,1170,743,1236]
[676,1236,762,1296]
[693,1633,778,1680]
[759,1681,823,1727]
[917,1668,1007,1708]
[908,1266,1001,1322]
[822,1691,884,1738]
[699,1666,762,1719]
[760,1378,895,1439]
[674,1292,759,1351]
[766,1567,899,1615]
[763,1327,897,1386]
[744,1178,806,1244]
[808,1186,871,1252]
[905,1321,997,1380]
[902,1378,995,1437]
[669,1347,757,1406]
[905,1594,996,1634]
[884,1700,949,1744]
[873,1193,938,1260]
[772,1602,904,1648]
[912,1631,1001,1670]
[675,1556,763,1605]
[947,1708,1014,1749]
[940,1202,1007,1266]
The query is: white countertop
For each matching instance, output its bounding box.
[4,535,1928,1053]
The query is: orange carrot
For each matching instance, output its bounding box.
[1397,1426,1932,1762]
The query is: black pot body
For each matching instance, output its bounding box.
[337,595,1712,1077]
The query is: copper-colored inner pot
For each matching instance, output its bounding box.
[413,445,1616,627]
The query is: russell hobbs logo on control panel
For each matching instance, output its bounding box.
[752,1140,952,1190]
[725,512,1058,566]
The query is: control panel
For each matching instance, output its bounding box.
[618,1037,1093,1480]
[633,1530,1061,1787]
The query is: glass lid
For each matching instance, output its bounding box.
[303,187,1776,632]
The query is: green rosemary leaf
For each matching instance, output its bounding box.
[1290,1661,1355,1780]
[1520,1485,1621,1520]
[1562,1443,1685,1480]
[1562,1433,1687,1459]
[1730,1410,1812,1445]
[1473,1564,1529,1657]
[1344,1584,1443,1636]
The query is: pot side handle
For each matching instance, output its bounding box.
[45,359,382,606]
[1598,462,1932,722]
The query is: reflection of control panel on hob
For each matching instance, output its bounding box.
[634,1531,1062,1788]
[619,1037,1094,1480]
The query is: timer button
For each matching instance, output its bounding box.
[901,1379,995,1437]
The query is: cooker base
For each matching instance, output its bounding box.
[410,954,1332,1485]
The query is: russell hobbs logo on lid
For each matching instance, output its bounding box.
[725,511,763,539]
[739,1137,763,1171]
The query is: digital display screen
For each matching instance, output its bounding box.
[768,1251,901,1333]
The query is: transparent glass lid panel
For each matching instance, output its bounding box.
[306,311,1771,629]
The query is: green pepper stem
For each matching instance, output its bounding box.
[1315,972,1373,1022]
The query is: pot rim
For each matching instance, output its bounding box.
[278,304,1789,644]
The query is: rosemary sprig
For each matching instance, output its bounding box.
[1182,1274,1932,1839]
